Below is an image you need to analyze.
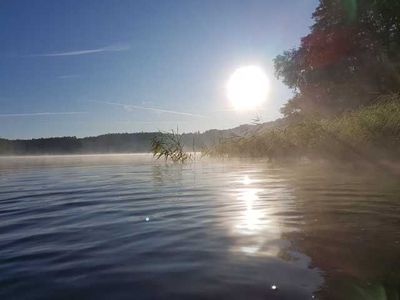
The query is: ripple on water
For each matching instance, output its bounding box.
[0,155,399,299]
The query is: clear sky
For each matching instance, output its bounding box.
[0,0,318,139]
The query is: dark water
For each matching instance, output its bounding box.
[0,154,399,299]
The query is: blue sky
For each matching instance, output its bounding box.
[0,0,318,139]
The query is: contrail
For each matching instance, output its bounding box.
[26,44,130,57]
[0,112,87,118]
[90,100,207,118]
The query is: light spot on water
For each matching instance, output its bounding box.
[271,284,277,290]
[145,217,150,222]
[242,175,251,185]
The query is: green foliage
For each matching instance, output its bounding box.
[212,95,400,161]
[151,129,192,163]
[275,0,400,117]
[330,94,400,148]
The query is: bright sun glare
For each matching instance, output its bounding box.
[227,65,270,111]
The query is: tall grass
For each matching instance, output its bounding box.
[151,129,192,162]
[212,94,400,161]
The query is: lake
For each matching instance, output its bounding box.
[0,154,399,299]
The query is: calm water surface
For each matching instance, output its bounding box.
[0,154,399,299]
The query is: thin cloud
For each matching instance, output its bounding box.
[0,111,87,118]
[211,108,268,113]
[90,100,207,118]
[114,120,190,124]
[27,44,130,57]
[58,74,81,79]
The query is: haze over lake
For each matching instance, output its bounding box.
[0,154,398,299]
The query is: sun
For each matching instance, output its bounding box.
[226,65,270,111]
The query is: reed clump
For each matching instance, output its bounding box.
[151,129,192,163]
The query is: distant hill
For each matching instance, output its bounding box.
[0,119,284,155]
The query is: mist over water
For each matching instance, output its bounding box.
[0,154,399,299]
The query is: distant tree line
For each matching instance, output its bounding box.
[274,0,400,118]
[0,121,282,155]
[0,133,158,155]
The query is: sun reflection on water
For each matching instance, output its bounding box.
[235,188,266,234]
[230,174,282,256]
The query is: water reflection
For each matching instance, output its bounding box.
[231,174,282,257]
[151,164,184,185]
[0,156,335,299]
[236,188,265,234]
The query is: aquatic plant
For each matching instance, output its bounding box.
[151,129,192,163]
